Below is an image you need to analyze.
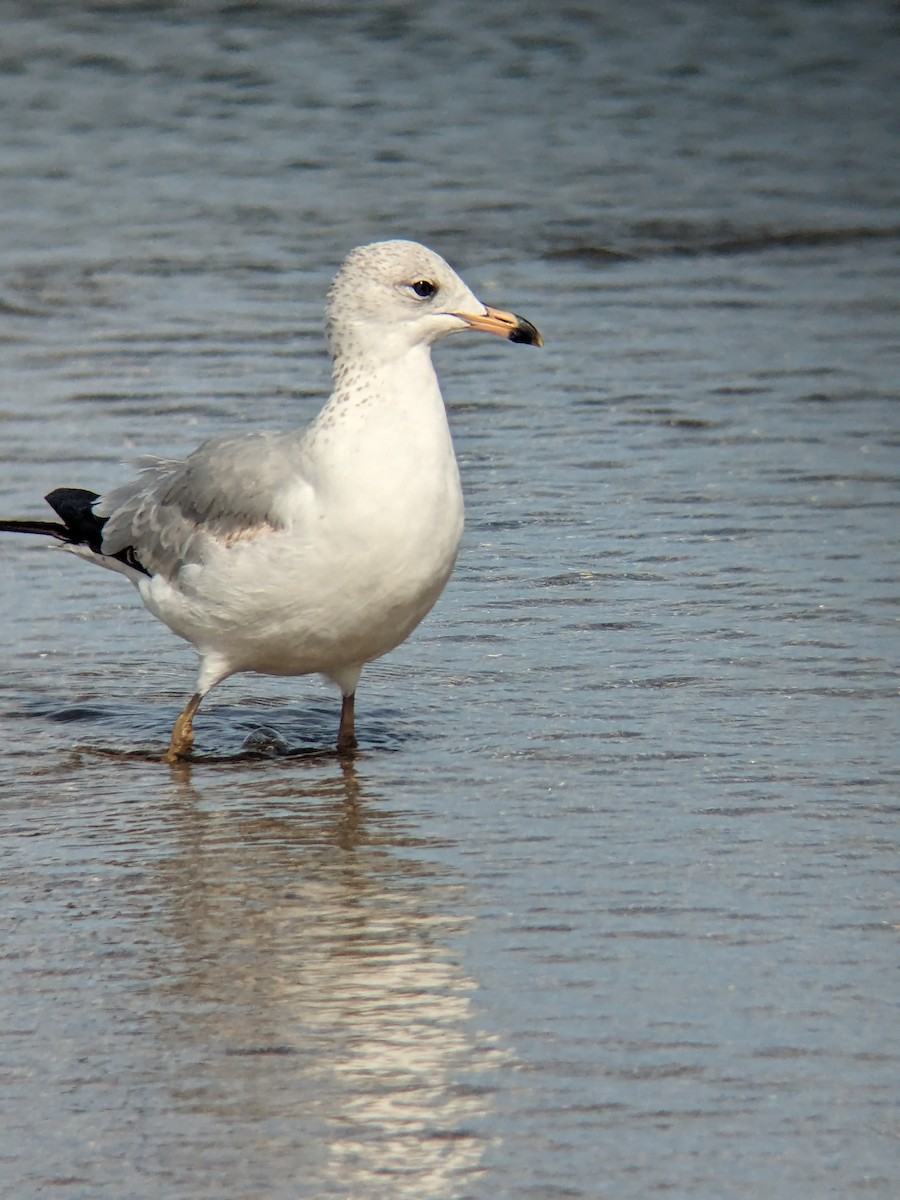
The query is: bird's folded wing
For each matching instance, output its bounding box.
[98,431,300,578]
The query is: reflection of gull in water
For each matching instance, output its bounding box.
[308,893,496,1193]
[149,763,509,1198]
[0,241,541,760]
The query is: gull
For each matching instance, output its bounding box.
[0,240,542,761]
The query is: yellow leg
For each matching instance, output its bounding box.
[164,692,203,764]
[337,692,357,754]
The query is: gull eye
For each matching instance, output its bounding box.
[409,279,437,300]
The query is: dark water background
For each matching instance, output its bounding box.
[1,2,898,1197]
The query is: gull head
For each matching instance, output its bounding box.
[326,240,542,362]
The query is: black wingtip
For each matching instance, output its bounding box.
[45,488,105,553]
[2,487,149,575]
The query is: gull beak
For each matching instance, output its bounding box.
[454,305,543,347]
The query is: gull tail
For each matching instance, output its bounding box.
[0,487,149,576]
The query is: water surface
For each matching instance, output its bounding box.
[1,3,898,1198]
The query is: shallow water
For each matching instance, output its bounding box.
[1,3,898,1198]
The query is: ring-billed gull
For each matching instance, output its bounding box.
[0,240,542,761]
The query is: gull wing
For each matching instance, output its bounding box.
[98,431,300,579]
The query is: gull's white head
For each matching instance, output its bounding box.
[326,239,542,363]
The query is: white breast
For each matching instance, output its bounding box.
[140,343,465,682]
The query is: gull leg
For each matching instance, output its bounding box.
[165,692,203,764]
[337,692,357,754]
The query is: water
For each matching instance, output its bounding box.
[1,3,898,1197]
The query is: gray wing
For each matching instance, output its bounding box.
[98,431,300,578]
